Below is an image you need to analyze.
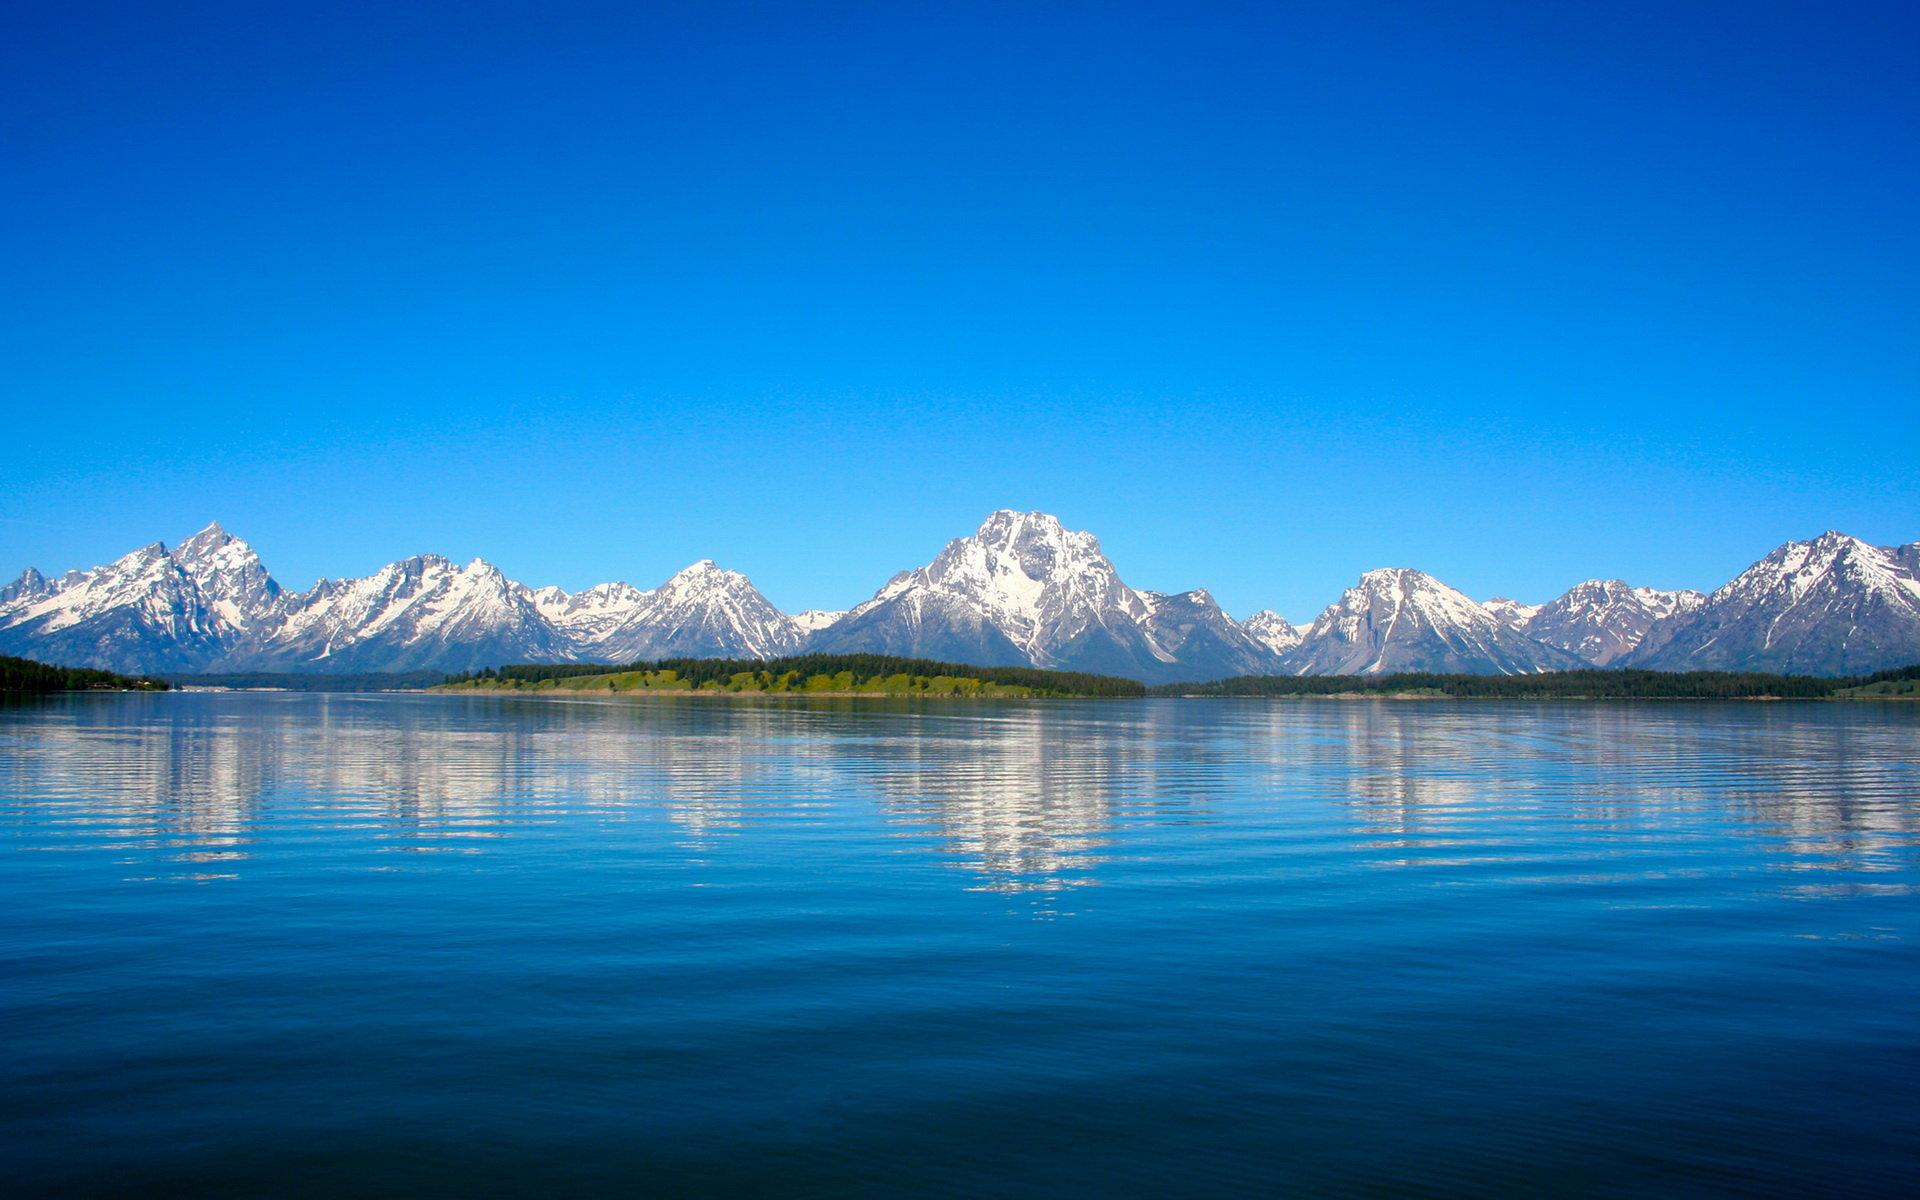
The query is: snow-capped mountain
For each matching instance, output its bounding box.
[1,567,51,606]
[0,523,286,671]
[1481,597,1541,628]
[1282,568,1587,676]
[1626,532,1920,675]
[247,554,567,673]
[1521,580,1704,667]
[583,561,805,661]
[1241,610,1305,656]
[792,609,845,634]
[170,522,288,634]
[0,525,803,674]
[807,510,1285,683]
[535,565,804,660]
[0,541,222,671]
[7,518,1916,679]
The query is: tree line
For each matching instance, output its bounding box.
[446,654,1148,698]
[0,655,170,693]
[1150,664,1920,699]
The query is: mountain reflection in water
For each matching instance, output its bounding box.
[4,693,1915,898]
[3,692,1918,1195]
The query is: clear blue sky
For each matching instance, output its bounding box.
[4,1,1916,620]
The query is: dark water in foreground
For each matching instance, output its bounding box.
[2,693,1917,1196]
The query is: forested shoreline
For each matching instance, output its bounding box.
[1151,665,1920,700]
[0,655,170,693]
[440,654,1148,698]
[6,652,1916,700]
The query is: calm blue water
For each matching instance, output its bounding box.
[2,693,1918,1196]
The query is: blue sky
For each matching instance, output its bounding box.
[4,1,1916,619]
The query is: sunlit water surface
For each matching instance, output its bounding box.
[3,693,1918,1196]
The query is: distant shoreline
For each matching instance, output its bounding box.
[435,657,1920,703]
[435,684,1917,703]
[7,653,1917,702]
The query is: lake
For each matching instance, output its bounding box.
[2,693,1917,1196]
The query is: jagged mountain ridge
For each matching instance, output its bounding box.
[0,526,285,671]
[240,554,568,673]
[1520,581,1705,667]
[0,524,807,674]
[1481,597,1541,629]
[4,517,1918,678]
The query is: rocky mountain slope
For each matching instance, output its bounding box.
[1625,532,1920,675]
[807,511,1284,683]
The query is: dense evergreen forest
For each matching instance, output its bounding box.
[1152,664,1920,699]
[443,654,1148,698]
[0,655,170,693]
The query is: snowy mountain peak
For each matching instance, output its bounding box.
[1809,529,1864,552]
[1241,609,1304,655]
[578,560,803,661]
[662,559,737,587]
[2,567,50,605]
[813,510,1283,682]
[0,526,259,670]
[976,509,1071,541]
[793,609,846,634]
[173,520,233,558]
[1286,567,1583,676]
[1481,597,1541,628]
[919,511,1125,640]
[166,521,285,631]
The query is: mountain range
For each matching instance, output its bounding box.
[3,513,1917,681]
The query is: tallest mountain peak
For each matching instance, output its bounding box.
[974,509,1070,539]
[811,508,1283,682]
[172,520,242,562]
